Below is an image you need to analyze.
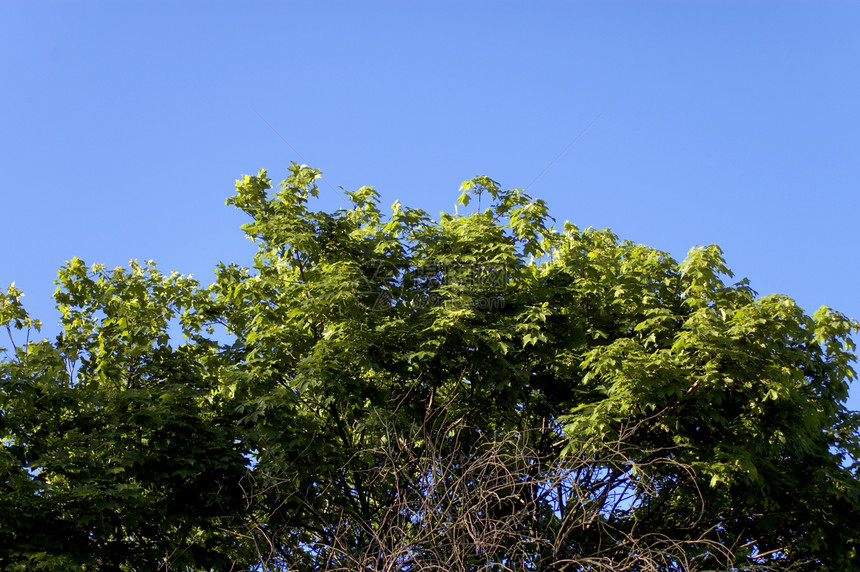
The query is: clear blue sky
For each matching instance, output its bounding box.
[2,1,859,407]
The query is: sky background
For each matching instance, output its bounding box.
[2,1,859,408]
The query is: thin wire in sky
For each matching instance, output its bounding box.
[525,111,605,190]
[253,108,339,195]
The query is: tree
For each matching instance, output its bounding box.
[2,163,859,570]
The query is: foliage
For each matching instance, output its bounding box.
[2,163,859,570]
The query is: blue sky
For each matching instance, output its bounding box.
[2,1,859,407]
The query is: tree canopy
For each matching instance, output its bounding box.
[2,164,859,570]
